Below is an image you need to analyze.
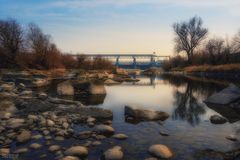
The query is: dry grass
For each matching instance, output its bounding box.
[184,64,240,73]
[28,68,67,78]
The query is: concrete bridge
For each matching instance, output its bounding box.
[72,53,170,69]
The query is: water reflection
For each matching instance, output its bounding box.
[172,84,206,126]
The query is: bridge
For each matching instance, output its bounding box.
[72,53,170,69]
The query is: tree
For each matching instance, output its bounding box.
[232,30,240,53]
[0,18,23,67]
[26,23,51,68]
[173,16,208,63]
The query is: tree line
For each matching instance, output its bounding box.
[163,16,240,71]
[0,18,114,70]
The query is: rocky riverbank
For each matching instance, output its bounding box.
[0,69,175,160]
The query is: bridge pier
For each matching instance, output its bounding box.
[133,56,137,69]
[116,56,120,67]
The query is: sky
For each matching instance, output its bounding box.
[0,0,240,56]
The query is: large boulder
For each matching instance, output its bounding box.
[57,81,74,96]
[148,144,173,159]
[204,84,240,105]
[125,105,169,121]
[74,81,106,95]
[103,146,123,160]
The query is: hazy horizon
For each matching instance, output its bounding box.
[1,0,240,56]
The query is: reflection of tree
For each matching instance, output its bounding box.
[172,84,206,126]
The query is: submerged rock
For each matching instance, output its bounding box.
[64,146,88,157]
[0,83,15,92]
[204,84,240,105]
[103,146,124,160]
[57,81,74,96]
[148,144,173,159]
[14,148,29,154]
[210,115,227,124]
[30,143,42,149]
[0,148,10,157]
[125,105,169,121]
[61,156,80,160]
[49,145,61,152]
[226,135,238,141]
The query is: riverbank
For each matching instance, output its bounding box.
[167,63,240,80]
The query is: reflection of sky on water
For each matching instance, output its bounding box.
[84,75,240,159]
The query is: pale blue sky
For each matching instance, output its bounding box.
[0,0,240,55]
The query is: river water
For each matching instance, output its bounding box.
[74,74,240,160]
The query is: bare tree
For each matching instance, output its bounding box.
[232,30,240,53]
[26,23,51,67]
[0,18,23,65]
[173,16,208,63]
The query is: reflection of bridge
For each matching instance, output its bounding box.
[72,53,170,69]
[120,77,163,86]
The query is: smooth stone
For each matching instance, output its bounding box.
[30,143,42,149]
[104,146,123,160]
[14,148,28,154]
[61,156,80,160]
[49,145,61,152]
[113,134,128,140]
[43,130,50,135]
[0,148,10,156]
[148,144,173,159]
[32,134,43,139]
[64,146,88,157]
[28,115,38,121]
[47,119,55,127]
[87,116,96,123]
[94,125,115,134]
[92,141,101,146]
[125,105,169,121]
[63,122,69,129]
[17,130,31,143]
[210,115,227,124]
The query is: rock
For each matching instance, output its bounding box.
[55,136,65,141]
[87,116,96,124]
[0,148,10,157]
[57,81,74,96]
[159,131,169,136]
[94,125,115,135]
[142,67,162,75]
[32,78,49,87]
[14,148,28,154]
[0,100,17,119]
[125,105,169,121]
[0,83,15,92]
[19,90,32,96]
[17,130,31,143]
[32,134,43,139]
[28,115,38,121]
[47,119,55,127]
[104,79,120,85]
[43,130,50,135]
[204,84,240,105]
[49,145,61,152]
[63,122,69,129]
[92,141,101,146]
[64,146,88,157]
[148,144,173,159]
[89,84,106,95]
[61,156,80,160]
[38,92,48,100]
[226,135,238,141]
[113,134,128,140]
[30,143,42,149]
[210,115,227,124]
[114,68,128,75]
[104,146,123,160]
[7,118,25,129]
